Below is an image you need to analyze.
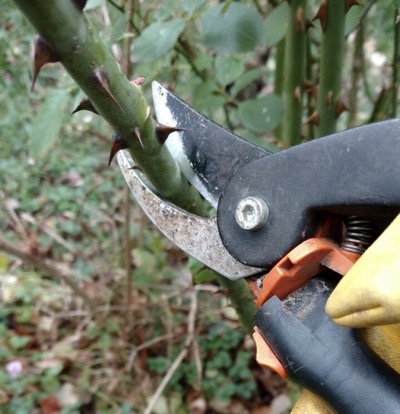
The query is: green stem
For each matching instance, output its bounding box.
[13,0,256,333]
[348,21,364,128]
[391,8,400,118]
[274,39,285,142]
[315,0,346,137]
[14,0,207,215]
[218,278,257,334]
[282,0,307,146]
[174,43,205,81]
[305,30,315,140]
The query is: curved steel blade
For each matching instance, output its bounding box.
[152,81,270,208]
[117,150,263,280]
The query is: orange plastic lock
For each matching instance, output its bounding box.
[253,327,288,379]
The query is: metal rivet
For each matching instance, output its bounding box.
[235,197,269,231]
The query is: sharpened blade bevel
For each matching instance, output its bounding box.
[152,81,270,208]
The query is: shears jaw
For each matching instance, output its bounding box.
[152,81,270,208]
[117,150,263,280]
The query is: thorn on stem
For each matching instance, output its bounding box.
[294,86,302,102]
[71,0,87,11]
[295,7,305,32]
[91,69,123,111]
[71,97,98,115]
[133,128,144,148]
[303,80,318,100]
[155,123,189,145]
[335,99,349,118]
[326,91,333,108]
[345,0,360,13]
[312,0,328,32]
[145,107,152,121]
[305,111,319,126]
[108,134,129,166]
[31,36,60,92]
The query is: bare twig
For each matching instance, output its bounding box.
[20,212,78,255]
[144,289,197,414]
[0,235,95,312]
[5,202,29,242]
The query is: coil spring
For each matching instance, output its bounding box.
[341,216,375,254]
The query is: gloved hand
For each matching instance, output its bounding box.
[291,215,400,414]
[326,214,400,328]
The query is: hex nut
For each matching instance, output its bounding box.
[235,197,269,231]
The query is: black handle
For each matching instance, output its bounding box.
[218,119,400,268]
[254,273,400,414]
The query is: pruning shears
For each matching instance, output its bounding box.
[118,82,400,413]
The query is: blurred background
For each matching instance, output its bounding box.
[0,0,398,412]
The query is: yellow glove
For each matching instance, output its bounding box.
[290,215,400,413]
[326,214,400,328]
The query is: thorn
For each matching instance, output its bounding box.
[312,0,328,32]
[131,77,145,86]
[133,128,144,148]
[335,99,349,118]
[326,91,334,108]
[303,80,318,99]
[145,107,152,121]
[91,69,123,111]
[306,19,315,30]
[303,79,313,92]
[108,134,129,166]
[294,86,302,102]
[71,97,98,115]
[71,0,87,11]
[155,123,189,145]
[295,7,305,32]
[305,111,319,126]
[31,36,60,92]
[345,0,360,12]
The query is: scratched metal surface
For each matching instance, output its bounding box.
[117,150,263,280]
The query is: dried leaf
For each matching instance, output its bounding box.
[40,395,61,414]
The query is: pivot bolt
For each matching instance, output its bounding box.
[235,197,269,231]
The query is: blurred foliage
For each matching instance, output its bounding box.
[2,0,400,412]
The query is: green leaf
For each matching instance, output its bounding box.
[85,0,104,10]
[9,335,31,350]
[235,129,279,152]
[201,3,265,53]
[180,0,207,14]
[30,89,69,160]
[230,68,265,98]
[345,3,365,35]
[189,257,217,284]
[265,2,289,47]
[156,0,183,19]
[110,13,129,44]
[191,80,225,115]
[237,95,283,134]
[133,19,185,62]
[215,55,245,87]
